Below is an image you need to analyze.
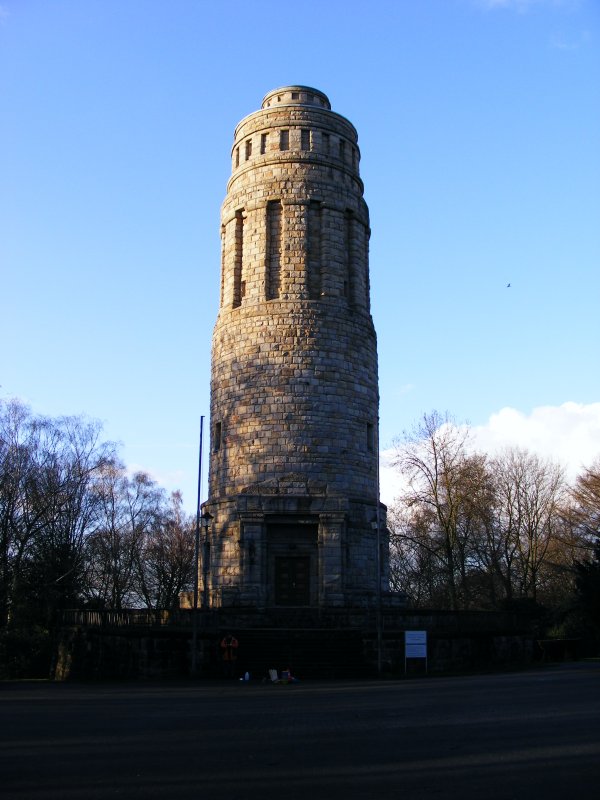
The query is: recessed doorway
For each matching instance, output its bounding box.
[267,520,318,607]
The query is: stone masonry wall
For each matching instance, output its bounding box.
[205,87,386,608]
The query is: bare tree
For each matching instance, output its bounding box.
[388,503,448,606]
[0,400,113,627]
[134,491,195,611]
[392,412,489,610]
[15,414,113,626]
[574,539,600,639]
[567,459,600,544]
[0,400,42,626]
[1,398,196,677]
[85,466,164,609]
[390,414,574,612]
[488,448,567,604]
[560,460,600,624]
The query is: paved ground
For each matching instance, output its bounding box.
[1,662,599,799]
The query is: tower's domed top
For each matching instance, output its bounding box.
[261,86,331,111]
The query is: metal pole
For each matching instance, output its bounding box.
[191,415,204,676]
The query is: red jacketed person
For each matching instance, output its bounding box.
[220,634,239,678]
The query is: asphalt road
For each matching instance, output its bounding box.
[1,663,599,799]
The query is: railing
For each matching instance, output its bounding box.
[61,606,532,634]
[61,609,172,627]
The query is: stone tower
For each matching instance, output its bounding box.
[204,86,387,609]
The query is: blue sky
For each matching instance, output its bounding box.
[1,0,599,509]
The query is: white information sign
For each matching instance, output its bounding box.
[405,643,427,658]
[404,630,428,673]
[405,631,427,646]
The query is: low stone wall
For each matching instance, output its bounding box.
[54,607,539,680]
[54,627,192,681]
[376,632,534,676]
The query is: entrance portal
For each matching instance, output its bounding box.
[267,521,318,607]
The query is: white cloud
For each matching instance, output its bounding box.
[127,463,187,490]
[379,448,404,509]
[379,402,600,507]
[482,0,534,9]
[469,402,600,478]
[476,0,576,11]
[549,30,591,50]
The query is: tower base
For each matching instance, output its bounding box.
[203,474,387,610]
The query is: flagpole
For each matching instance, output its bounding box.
[191,415,204,676]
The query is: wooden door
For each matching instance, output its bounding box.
[274,556,310,606]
